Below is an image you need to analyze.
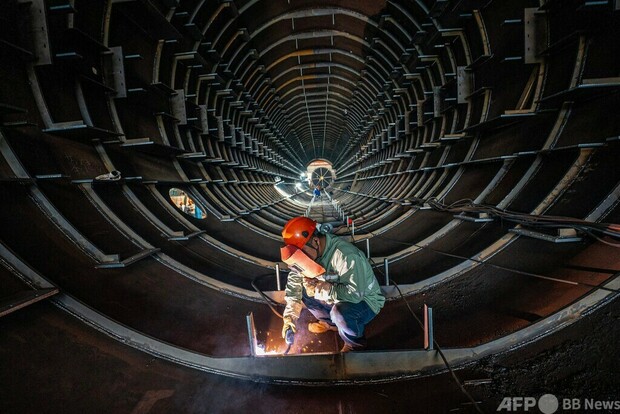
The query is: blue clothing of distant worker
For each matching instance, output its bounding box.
[195,205,202,219]
[313,187,321,197]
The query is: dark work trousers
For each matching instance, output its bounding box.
[302,288,377,348]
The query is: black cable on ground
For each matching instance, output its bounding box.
[370,258,485,413]
[252,239,489,411]
[252,273,284,318]
[253,259,482,412]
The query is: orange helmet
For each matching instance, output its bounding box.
[282,216,317,249]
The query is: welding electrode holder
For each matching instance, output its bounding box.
[284,328,295,355]
[285,328,295,345]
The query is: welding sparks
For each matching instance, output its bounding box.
[253,319,338,357]
[254,342,284,356]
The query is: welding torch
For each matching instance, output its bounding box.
[284,328,295,355]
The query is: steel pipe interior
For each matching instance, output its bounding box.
[0,0,619,412]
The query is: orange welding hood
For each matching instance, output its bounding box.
[280,245,326,278]
[281,216,317,249]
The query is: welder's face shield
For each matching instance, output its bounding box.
[280,244,325,278]
[302,236,321,260]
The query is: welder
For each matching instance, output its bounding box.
[280,216,385,352]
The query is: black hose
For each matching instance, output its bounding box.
[333,193,620,242]
[370,258,485,414]
[252,273,284,318]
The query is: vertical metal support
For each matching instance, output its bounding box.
[171,90,188,125]
[366,238,370,259]
[246,312,257,357]
[404,110,411,133]
[457,66,472,104]
[346,216,350,228]
[351,220,355,236]
[198,105,208,133]
[433,86,443,117]
[216,116,225,142]
[524,8,546,64]
[24,0,52,65]
[424,304,434,351]
[275,264,281,291]
[383,258,389,286]
[416,99,425,126]
[105,46,127,98]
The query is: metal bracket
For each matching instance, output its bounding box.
[510,228,582,243]
[21,0,52,65]
[424,304,434,351]
[171,90,188,124]
[246,312,257,357]
[96,248,161,269]
[105,46,127,98]
[457,66,472,103]
[433,86,443,117]
[168,230,205,241]
[0,288,59,318]
[454,212,494,223]
[524,8,547,64]
[416,100,425,126]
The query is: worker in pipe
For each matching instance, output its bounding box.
[280,216,385,352]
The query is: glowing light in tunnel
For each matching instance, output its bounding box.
[274,183,291,198]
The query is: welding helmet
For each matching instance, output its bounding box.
[282,216,317,249]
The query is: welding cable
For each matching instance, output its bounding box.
[335,191,620,242]
[366,232,619,294]
[251,274,295,354]
[370,259,485,414]
[580,229,620,248]
[423,198,620,241]
[251,273,284,319]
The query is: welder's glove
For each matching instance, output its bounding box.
[313,281,333,302]
[303,276,318,297]
[282,316,296,339]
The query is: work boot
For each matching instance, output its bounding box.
[308,321,338,334]
[340,343,354,353]
[340,343,364,353]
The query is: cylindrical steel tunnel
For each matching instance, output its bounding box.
[0,0,619,412]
